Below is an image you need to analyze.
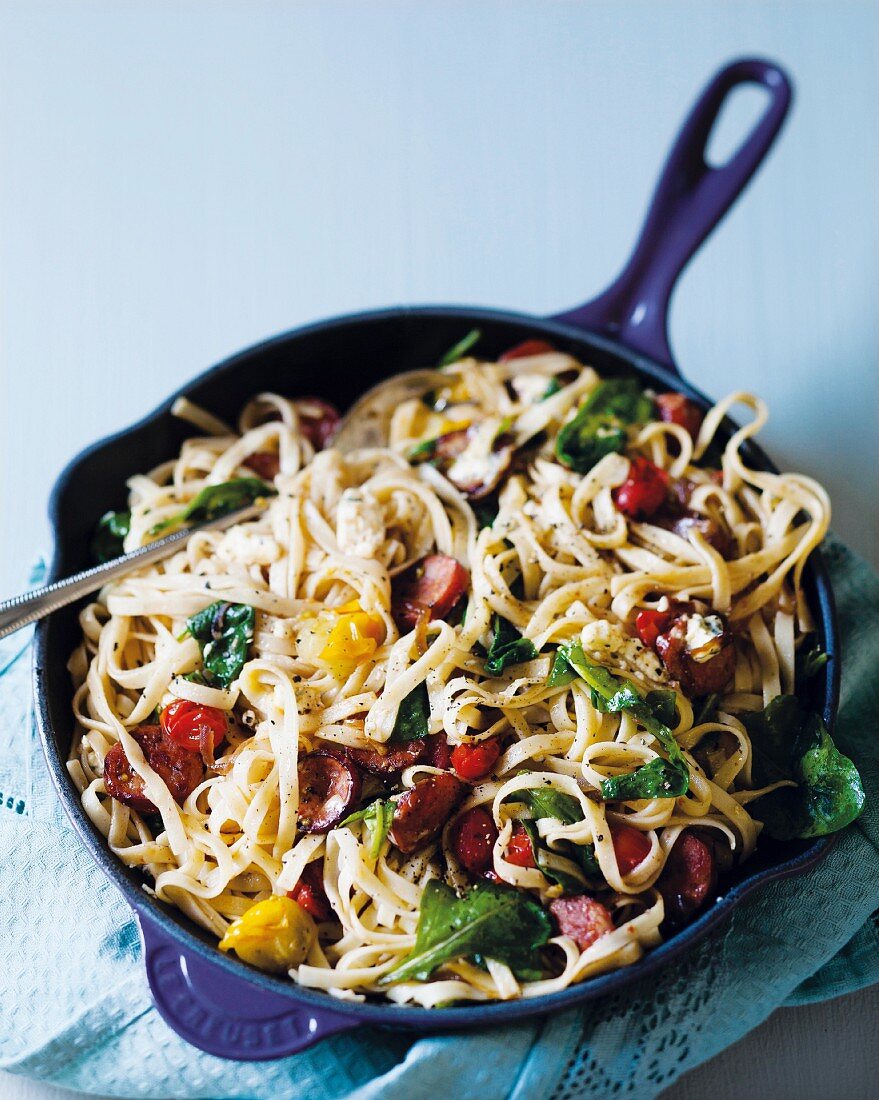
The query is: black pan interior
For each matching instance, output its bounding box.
[34,305,839,1025]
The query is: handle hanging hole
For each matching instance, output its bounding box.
[705,84,772,168]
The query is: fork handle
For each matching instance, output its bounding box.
[0,504,263,640]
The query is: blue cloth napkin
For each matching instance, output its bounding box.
[2,538,877,1099]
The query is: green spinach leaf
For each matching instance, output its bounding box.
[185,601,255,688]
[745,694,865,839]
[796,641,830,692]
[484,614,538,675]
[600,757,688,800]
[515,786,601,879]
[389,682,431,743]
[548,647,577,688]
[520,819,591,893]
[555,378,654,472]
[693,692,720,726]
[340,799,395,858]
[542,377,562,400]
[91,510,131,563]
[438,329,481,368]
[518,786,582,825]
[552,641,690,799]
[150,478,275,536]
[645,689,678,728]
[379,879,551,985]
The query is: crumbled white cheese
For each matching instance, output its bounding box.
[216,526,283,566]
[581,619,668,684]
[336,488,385,558]
[446,419,505,491]
[684,613,724,663]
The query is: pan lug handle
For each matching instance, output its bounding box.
[552,57,792,374]
[138,913,358,1060]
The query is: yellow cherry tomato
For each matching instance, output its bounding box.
[218,895,316,974]
[296,601,386,679]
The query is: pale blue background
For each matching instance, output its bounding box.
[0,2,877,1097]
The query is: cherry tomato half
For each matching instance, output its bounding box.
[613,455,670,519]
[655,392,704,440]
[160,700,228,755]
[610,822,652,876]
[288,861,333,922]
[635,608,673,650]
[451,738,502,781]
[498,339,556,361]
[505,825,537,868]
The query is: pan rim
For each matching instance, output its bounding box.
[32,302,840,1027]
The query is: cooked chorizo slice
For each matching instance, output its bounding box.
[103,724,204,813]
[656,612,736,697]
[429,427,514,500]
[656,511,732,558]
[388,772,465,853]
[294,397,340,450]
[657,832,717,927]
[451,806,499,875]
[346,740,429,776]
[549,895,614,950]
[392,553,469,631]
[298,751,362,833]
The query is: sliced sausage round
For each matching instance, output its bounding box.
[103,724,204,813]
[423,733,453,771]
[431,428,514,500]
[389,772,465,854]
[294,397,340,450]
[549,895,614,950]
[657,831,717,927]
[656,614,736,697]
[244,451,281,481]
[393,553,469,631]
[346,740,429,776]
[298,751,362,833]
[656,511,732,558]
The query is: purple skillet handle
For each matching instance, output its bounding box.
[138,913,358,1061]
[553,57,792,374]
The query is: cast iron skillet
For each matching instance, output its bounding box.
[34,57,840,1060]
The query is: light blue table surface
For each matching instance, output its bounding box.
[0,3,876,1098]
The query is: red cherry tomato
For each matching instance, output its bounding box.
[160,700,227,755]
[452,806,499,875]
[610,822,652,876]
[288,861,333,922]
[294,397,341,450]
[498,339,556,361]
[655,392,704,440]
[635,608,673,650]
[451,738,502,781]
[613,455,670,519]
[505,825,537,868]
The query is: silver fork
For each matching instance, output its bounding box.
[0,369,447,640]
[0,504,265,641]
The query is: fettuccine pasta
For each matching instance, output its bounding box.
[67,337,841,1006]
